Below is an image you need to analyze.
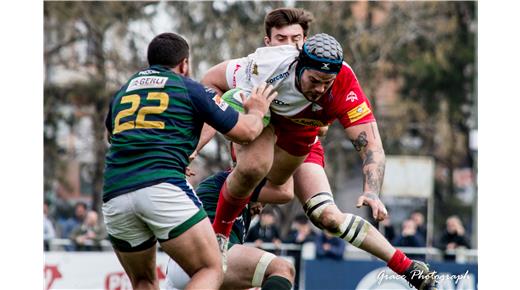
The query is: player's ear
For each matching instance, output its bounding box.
[179,58,190,77]
[264,36,271,46]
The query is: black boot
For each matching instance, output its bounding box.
[402,260,438,290]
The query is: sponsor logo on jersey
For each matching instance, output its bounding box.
[138,69,160,75]
[126,76,167,92]
[347,101,371,123]
[291,118,327,127]
[312,103,323,111]
[245,60,253,82]
[346,91,358,102]
[232,64,241,87]
[252,63,259,75]
[273,99,289,106]
[212,94,229,111]
[267,71,290,84]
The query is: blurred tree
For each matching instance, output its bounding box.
[44,1,153,212]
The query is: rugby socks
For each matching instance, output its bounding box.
[261,275,292,290]
[387,249,413,275]
[212,181,251,237]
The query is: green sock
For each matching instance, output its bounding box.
[261,275,292,290]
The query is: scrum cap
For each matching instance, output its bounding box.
[296,33,343,78]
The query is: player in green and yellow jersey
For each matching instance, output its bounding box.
[102,32,277,290]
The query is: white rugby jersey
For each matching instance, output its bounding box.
[225,45,312,117]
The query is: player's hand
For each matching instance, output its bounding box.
[249,202,264,216]
[189,150,198,162]
[356,193,388,221]
[185,166,196,177]
[242,83,277,117]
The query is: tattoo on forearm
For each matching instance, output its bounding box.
[351,131,368,152]
[364,163,385,194]
[364,192,379,200]
[363,149,386,194]
[363,149,376,166]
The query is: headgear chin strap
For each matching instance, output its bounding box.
[296,33,344,82]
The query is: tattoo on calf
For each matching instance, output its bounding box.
[352,131,368,152]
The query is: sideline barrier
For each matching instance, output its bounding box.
[303,259,478,290]
[44,240,478,290]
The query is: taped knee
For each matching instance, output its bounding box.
[251,252,276,287]
[303,192,335,229]
[336,214,370,247]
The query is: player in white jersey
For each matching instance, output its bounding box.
[204,31,437,290]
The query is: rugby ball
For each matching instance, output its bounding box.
[221,88,271,127]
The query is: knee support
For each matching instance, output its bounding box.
[303,192,370,247]
[336,213,370,247]
[251,252,276,287]
[303,192,335,229]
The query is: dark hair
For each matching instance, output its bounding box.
[264,7,314,38]
[147,32,189,68]
[75,201,88,210]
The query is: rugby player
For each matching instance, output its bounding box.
[102,32,276,290]
[202,28,437,289]
[165,168,295,290]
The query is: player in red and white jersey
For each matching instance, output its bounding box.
[202,21,436,288]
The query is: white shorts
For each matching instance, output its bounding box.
[102,181,206,251]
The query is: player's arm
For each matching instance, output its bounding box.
[201,59,274,144]
[201,60,231,93]
[192,60,233,156]
[344,121,388,221]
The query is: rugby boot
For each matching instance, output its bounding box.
[403,260,438,290]
[216,233,229,272]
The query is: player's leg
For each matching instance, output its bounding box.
[294,162,393,258]
[213,127,276,249]
[160,218,224,290]
[113,245,158,290]
[135,182,224,289]
[102,193,160,290]
[226,126,276,198]
[265,144,308,186]
[294,160,436,289]
[222,245,294,290]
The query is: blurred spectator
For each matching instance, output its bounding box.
[284,214,315,290]
[315,232,345,261]
[57,201,88,241]
[70,210,107,251]
[246,207,282,250]
[410,210,427,241]
[439,215,471,261]
[381,216,396,243]
[393,219,425,260]
[284,214,316,245]
[44,201,56,251]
